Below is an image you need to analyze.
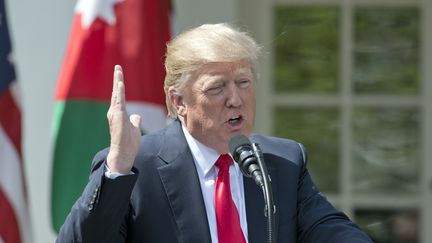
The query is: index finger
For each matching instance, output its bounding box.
[111,65,124,107]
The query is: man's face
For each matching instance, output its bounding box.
[174,60,256,154]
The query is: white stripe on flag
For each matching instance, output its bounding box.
[9,81,22,109]
[126,101,168,133]
[0,127,32,243]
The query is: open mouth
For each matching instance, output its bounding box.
[228,115,243,126]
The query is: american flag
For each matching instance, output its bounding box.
[0,0,32,242]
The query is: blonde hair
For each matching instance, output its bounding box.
[164,23,261,118]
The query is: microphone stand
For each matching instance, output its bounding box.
[252,143,275,243]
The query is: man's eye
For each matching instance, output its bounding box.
[238,80,251,88]
[206,86,223,95]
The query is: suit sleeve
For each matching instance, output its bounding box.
[295,143,373,243]
[56,149,138,243]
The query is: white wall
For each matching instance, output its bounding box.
[6,0,237,242]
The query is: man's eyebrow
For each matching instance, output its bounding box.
[234,67,253,76]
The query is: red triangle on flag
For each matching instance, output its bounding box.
[55,0,171,106]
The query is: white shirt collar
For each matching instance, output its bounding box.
[181,124,220,177]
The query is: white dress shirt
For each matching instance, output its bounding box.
[181,125,249,243]
[105,125,249,242]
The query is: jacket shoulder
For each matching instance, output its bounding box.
[251,134,307,165]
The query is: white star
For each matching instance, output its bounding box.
[75,0,123,28]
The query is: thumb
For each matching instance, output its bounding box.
[129,114,142,128]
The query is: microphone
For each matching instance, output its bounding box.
[228,134,264,187]
[229,134,276,243]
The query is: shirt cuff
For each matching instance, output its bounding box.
[104,164,134,179]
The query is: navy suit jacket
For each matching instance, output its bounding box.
[56,120,372,243]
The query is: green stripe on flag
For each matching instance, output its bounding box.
[51,100,110,232]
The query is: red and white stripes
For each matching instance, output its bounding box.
[0,82,31,243]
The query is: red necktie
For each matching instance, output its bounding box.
[214,154,246,243]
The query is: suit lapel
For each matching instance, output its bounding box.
[155,121,281,243]
[156,121,211,243]
[245,159,279,243]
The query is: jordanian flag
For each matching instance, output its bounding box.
[51,0,171,232]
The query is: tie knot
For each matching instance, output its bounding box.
[215,154,233,171]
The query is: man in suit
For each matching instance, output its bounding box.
[56,23,372,242]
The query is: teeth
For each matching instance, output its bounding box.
[228,115,241,124]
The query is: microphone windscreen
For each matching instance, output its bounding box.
[228,134,251,156]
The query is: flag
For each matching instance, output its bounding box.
[51,0,171,232]
[0,0,32,242]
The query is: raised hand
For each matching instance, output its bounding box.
[106,65,142,174]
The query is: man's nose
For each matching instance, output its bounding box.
[226,85,242,108]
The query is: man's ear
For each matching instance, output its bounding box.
[168,87,186,116]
